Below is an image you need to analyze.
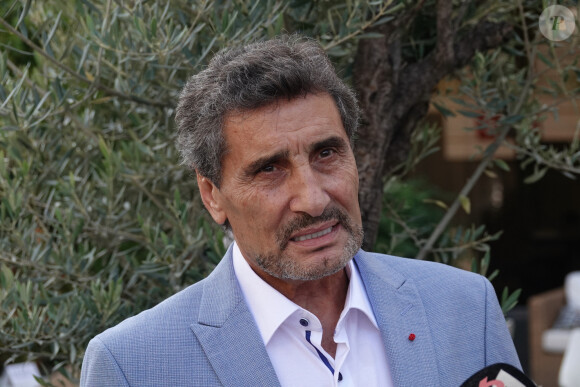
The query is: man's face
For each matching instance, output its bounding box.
[198,93,363,285]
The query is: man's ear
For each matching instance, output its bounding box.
[196,172,227,225]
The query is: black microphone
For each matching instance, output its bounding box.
[460,363,536,387]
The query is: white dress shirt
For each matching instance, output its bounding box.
[232,242,393,387]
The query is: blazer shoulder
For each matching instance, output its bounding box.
[93,246,239,350]
[82,278,226,386]
[96,279,206,347]
[357,250,483,281]
[355,250,490,304]
[355,250,520,381]
[82,248,247,386]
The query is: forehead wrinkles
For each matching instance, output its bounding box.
[224,110,267,140]
[225,114,331,162]
[221,94,348,180]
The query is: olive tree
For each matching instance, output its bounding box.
[1,0,579,384]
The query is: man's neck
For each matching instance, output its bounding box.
[254,266,350,358]
[285,269,349,313]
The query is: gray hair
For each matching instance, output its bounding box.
[175,35,360,186]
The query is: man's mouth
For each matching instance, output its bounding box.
[291,226,333,242]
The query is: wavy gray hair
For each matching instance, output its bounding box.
[175,35,360,186]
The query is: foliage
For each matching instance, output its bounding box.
[0,0,579,384]
[374,0,579,315]
[375,177,449,258]
[0,0,281,381]
[0,0,400,382]
[376,176,503,272]
[374,0,580,265]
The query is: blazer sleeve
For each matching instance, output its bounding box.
[80,337,130,387]
[483,276,522,369]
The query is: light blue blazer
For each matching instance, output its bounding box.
[81,247,521,386]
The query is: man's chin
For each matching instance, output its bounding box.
[254,224,363,281]
[262,248,353,281]
[293,260,349,281]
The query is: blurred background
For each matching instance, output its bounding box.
[0,1,578,386]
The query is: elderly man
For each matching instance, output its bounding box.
[81,36,520,386]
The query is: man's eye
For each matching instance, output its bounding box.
[320,149,334,158]
[260,165,276,173]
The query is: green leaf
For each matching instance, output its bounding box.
[326,46,349,57]
[85,12,95,34]
[1,67,29,110]
[500,115,524,125]
[274,12,284,34]
[151,17,158,37]
[98,136,110,159]
[16,0,33,30]
[134,15,146,35]
[0,264,15,289]
[432,102,456,117]
[453,226,463,244]
[68,171,76,189]
[484,169,498,178]
[473,225,485,239]
[359,32,385,39]
[45,11,63,47]
[197,36,217,65]
[501,287,522,315]
[470,257,479,273]
[51,77,65,101]
[423,198,448,209]
[459,195,471,214]
[487,269,499,282]
[480,250,490,276]
[551,107,560,122]
[458,110,482,118]
[537,51,554,69]
[501,45,525,57]
[493,159,510,172]
[561,171,577,180]
[384,2,405,14]
[524,167,548,184]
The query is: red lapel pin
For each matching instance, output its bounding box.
[408,333,416,341]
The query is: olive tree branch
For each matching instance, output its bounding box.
[0,16,171,108]
[416,4,538,259]
[507,143,580,175]
[323,0,395,51]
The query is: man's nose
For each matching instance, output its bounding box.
[288,166,330,217]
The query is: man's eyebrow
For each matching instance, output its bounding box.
[241,136,348,178]
[243,149,290,176]
[308,136,349,153]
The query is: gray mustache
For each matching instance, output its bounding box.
[277,207,353,250]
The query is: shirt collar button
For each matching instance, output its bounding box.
[299,318,309,327]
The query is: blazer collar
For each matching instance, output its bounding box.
[191,246,440,387]
[190,244,281,387]
[354,249,441,386]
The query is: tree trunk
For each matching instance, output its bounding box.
[352,5,512,250]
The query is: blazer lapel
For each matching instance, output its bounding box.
[190,246,281,387]
[355,251,441,386]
